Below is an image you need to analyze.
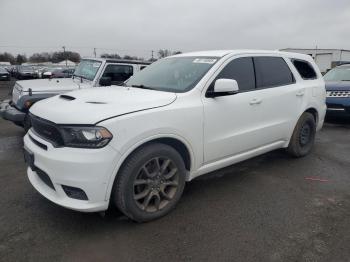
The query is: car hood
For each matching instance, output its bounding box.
[16,78,87,93]
[30,86,177,124]
[325,81,350,91]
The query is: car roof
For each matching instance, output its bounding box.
[82,57,151,65]
[336,63,350,69]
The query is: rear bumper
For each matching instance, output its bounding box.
[0,99,26,123]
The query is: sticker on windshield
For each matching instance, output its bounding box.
[92,62,100,68]
[193,58,217,64]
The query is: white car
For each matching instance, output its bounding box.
[24,50,326,222]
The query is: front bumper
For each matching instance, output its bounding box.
[0,99,26,123]
[326,97,350,115]
[0,74,10,80]
[24,130,121,212]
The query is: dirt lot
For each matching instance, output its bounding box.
[0,80,350,262]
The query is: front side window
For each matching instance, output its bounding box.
[126,57,218,93]
[74,60,102,81]
[254,57,295,88]
[102,64,133,84]
[211,57,255,92]
[324,67,350,81]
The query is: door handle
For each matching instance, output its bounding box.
[296,90,305,97]
[249,98,262,105]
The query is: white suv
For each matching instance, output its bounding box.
[23,50,326,222]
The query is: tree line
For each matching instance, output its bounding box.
[0,49,181,65]
[100,49,182,61]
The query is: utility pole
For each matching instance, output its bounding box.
[151,50,154,61]
[62,46,67,67]
[93,48,97,58]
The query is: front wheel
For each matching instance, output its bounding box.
[287,112,316,157]
[113,143,186,222]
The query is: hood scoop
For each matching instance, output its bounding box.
[59,95,76,101]
[85,101,107,104]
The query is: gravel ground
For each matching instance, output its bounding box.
[0,80,349,262]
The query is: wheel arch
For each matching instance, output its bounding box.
[304,107,319,125]
[105,134,194,201]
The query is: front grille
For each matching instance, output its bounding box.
[30,114,64,147]
[327,91,350,97]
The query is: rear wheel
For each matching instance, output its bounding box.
[113,143,186,222]
[287,112,316,157]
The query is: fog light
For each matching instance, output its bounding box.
[62,185,88,200]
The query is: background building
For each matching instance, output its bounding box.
[280,48,350,73]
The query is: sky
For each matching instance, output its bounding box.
[0,0,349,59]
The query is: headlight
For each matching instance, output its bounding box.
[60,126,113,148]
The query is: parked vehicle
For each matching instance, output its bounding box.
[15,66,38,80]
[0,58,150,130]
[51,68,75,78]
[0,67,10,81]
[41,67,63,79]
[23,50,326,222]
[323,64,350,116]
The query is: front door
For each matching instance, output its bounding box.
[202,57,264,163]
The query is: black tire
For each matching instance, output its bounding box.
[113,143,186,222]
[287,112,316,157]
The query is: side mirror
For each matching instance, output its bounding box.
[99,76,112,86]
[206,79,239,98]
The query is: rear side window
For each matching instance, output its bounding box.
[214,57,255,91]
[254,57,295,88]
[291,59,317,79]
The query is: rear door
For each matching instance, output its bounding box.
[251,56,303,143]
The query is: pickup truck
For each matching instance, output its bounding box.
[0,58,151,130]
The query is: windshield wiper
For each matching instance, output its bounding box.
[130,84,155,90]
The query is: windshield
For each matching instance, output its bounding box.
[324,67,350,81]
[74,60,102,81]
[126,57,218,93]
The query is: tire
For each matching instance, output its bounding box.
[287,112,316,157]
[113,143,186,222]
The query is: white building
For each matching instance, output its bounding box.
[280,48,350,73]
[57,60,76,66]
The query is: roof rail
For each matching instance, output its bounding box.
[105,59,152,65]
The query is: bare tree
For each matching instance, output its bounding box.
[16,54,27,65]
[158,49,182,58]
[101,53,121,59]
[158,49,172,59]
